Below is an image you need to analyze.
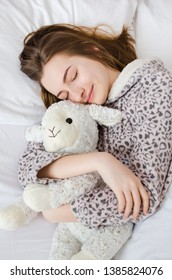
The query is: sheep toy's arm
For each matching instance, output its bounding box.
[88,105,124,126]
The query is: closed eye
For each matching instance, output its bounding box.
[72,70,78,82]
[57,91,69,100]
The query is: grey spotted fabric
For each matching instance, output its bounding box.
[18,141,68,187]
[18,58,172,229]
[71,59,172,228]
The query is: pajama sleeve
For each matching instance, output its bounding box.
[128,73,172,215]
[18,141,67,188]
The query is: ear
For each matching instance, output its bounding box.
[25,125,43,142]
[88,104,124,126]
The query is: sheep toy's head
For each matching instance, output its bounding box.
[26,100,123,154]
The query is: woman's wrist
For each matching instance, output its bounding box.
[96,152,117,174]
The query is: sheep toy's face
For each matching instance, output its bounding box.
[41,101,98,153]
[42,105,79,152]
[26,100,123,153]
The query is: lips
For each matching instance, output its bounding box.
[87,85,94,103]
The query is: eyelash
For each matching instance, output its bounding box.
[72,71,78,82]
[59,70,78,100]
[65,93,69,100]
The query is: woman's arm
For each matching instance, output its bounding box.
[38,152,101,179]
[38,151,149,220]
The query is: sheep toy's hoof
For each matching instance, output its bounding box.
[23,183,51,212]
[71,250,97,260]
[0,205,25,231]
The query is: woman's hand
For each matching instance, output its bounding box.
[97,152,149,220]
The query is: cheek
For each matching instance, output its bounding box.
[93,67,106,82]
[78,72,91,86]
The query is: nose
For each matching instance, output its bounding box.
[68,85,85,103]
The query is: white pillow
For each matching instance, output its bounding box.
[134,0,172,72]
[0,0,137,125]
[73,0,137,32]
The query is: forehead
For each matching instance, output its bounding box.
[41,54,69,88]
[42,55,69,77]
[42,53,94,78]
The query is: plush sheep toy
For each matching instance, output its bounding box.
[0,100,133,259]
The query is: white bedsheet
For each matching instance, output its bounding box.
[0,0,172,260]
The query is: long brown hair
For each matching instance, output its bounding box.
[19,23,137,108]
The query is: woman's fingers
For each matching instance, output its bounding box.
[123,191,133,219]
[139,186,150,215]
[116,184,149,220]
[116,188,140,219]
[131,185,149,220]
[115,191,126,214]
[130,188,141,220]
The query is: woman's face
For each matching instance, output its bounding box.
[41,54,119,105]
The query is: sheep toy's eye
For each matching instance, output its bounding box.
[66,118,73,124]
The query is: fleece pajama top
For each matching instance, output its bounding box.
[18,58,172,228]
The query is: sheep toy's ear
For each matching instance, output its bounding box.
[25,125,43,142]
[88,104,124,126]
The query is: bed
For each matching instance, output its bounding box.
[0,0,172,260]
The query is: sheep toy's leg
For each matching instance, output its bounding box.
[0,196,38,231]
[49,224,81,260]
[23,183,52,212]
[80,222,133,260]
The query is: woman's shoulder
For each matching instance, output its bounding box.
[139,58,172,89]
[128,57,169,77]
[108,57,172,103]
[129,57,172,88]
[126,57,169,78]
[140,57,170,74]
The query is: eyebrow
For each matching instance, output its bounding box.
[56,65,71,98]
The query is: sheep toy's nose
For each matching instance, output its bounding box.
[66,118,73,124]
[48,126,61,138]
